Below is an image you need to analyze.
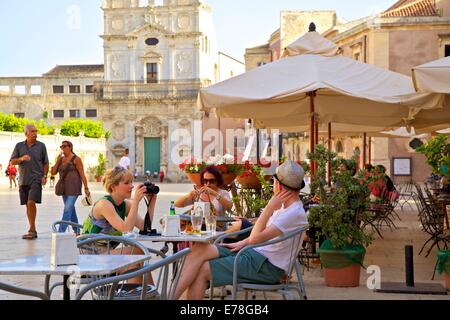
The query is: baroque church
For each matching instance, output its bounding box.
[0,0,245,181]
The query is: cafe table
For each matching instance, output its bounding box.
[0,254,150,300]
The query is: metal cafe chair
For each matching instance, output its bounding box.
[51,220,83,234]
[232,226,307,300]
[44,235,166,299]
[75,248,191,300]
[210,226,308,300]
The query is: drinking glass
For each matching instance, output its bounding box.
[205,215,217,235]
[191,207,203,235]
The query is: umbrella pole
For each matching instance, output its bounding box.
[363,132,367,168]
[328,122,332,188]
[368,136,372,165]
[309,92,316,177]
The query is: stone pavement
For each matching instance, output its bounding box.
[0,176,448,300]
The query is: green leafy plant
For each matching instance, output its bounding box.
[416,134,450,179]
[232,164,273,218]
[0,112,54,135]
[307,145,374,249]
[95,153,108,178]
[60,119,111,139]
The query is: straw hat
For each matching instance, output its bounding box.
[274,160,305,190]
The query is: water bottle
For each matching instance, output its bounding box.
[170,201,176,216]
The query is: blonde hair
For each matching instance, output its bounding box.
[103,167,133,194]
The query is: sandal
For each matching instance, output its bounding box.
[22,231,38,240]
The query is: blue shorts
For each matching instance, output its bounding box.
[209,246,285,287]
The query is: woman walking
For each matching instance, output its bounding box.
[51,141,90,234]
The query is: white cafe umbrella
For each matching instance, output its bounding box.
[198,27,441,129]
[412,56,450,94]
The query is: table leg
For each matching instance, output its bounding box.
[63,275,70,300]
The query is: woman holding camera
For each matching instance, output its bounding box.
[82,166,156,236]
[81,166,157,285]
[175,166,233,216]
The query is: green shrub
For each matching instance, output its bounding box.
[0,112,54,135]
[60,119,110,139]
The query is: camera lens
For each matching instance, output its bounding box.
[144,182,160,195]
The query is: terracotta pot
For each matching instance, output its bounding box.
[446,274,450,291]
[185,173,202,187]
[237,175,261,188]
[185,172,236,188]
[222,173,237,187]
[323,264,361,287]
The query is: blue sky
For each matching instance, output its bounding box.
[0,0,395,76]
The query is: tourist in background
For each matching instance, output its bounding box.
[118,148,131,171]
[51,140,90,234]
[6,162,17,189]
[10,124,49,240]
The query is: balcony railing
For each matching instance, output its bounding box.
[93,79,211,101]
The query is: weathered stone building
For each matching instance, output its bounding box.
[0,0,245,181]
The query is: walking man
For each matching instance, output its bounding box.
[10,124,49,240]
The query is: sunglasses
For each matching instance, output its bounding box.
[203,178,217,184]
[60,145,70,149]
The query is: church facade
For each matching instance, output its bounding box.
[0,0,245,181]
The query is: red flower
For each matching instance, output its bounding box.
[216,164,228,174]
[179,163,186,170]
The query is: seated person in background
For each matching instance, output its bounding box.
[375,165,398,201]
[82,166,157,284]
[333,161,357,190]
[174,160,308,300]
[175,166,233,216]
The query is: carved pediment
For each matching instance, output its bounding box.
[128,24,170,37]
[140,50,163,61]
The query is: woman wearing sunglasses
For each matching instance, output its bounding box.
[51,141,90,234]
[175,166,233,216]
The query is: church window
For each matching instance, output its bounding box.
[445,45,450,57]
[146,63,158,83]
[14,113,25,118]
[53,110,64,118]
[69,85,81,94]
[145,38,159,46]
[53,85,64,94]
[86,109,97,118]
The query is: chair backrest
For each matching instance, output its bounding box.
[74,248,191,300]
[231,226,307,300]
[52,220,83,233]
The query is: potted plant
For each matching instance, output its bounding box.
[307,145,374,287]
[416,134,450,190]
[233,165,273,218]
[179,155,242,188]
[437,250,450,290]
[95,153,108,182]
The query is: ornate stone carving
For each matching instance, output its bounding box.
[112,17,124,32]
[111,55,125,78]
[113,120,126,141]
[176,53,193,76]
[144,6,167,32]
[177,14,191,31]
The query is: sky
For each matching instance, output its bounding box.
[0,0,396,76]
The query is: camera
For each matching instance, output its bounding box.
[144,181,160,195]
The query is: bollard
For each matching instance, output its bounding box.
[405,245,414,287]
